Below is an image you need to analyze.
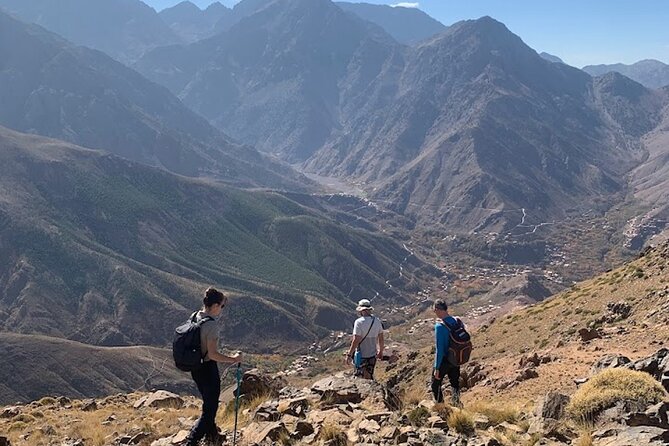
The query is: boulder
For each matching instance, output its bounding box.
[625,349,669,391]
[237,369,286,400]
[625,401,669,429]
[277,397,309,418]
[516,368,539,382]
[578,328,602,342]
[291,421,314,439]
[134,391,184,409]
[593,425,669,445]
[243,421,288,445]
[591,355,632,374]
[427,415,449,429]
[80,399,97,412]
[0,406,20,419]
[357,419,381,434]
[539,392,570,421]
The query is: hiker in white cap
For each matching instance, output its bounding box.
[345,299,384,379]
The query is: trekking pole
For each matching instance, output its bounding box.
[232,362,242,446]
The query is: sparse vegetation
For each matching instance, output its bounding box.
[320,424,348,446]
[407,406,430,426]
[447,409,475,435]
[468,402,519,425]
[567,369,667,422]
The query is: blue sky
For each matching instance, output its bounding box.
[146,0,669,67]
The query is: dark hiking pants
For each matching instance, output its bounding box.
[188,360,220,445]
[431,358,460,403]
[355,356,377,380]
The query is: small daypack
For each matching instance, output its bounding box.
[173,312,214,372]
[441,317,473,366]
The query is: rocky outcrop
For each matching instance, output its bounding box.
[133,391,184,410]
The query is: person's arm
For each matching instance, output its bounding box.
[345,335,362,364]
[376,331,385,359]
[433,323,448,378]
[206,337,242,364]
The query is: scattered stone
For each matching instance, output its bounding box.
[516,368,539,382]
[358,418,381,434]
[1,406,20,419]
[578,327,602,342]
[243,421,288,445]
[539,392,570,421]
[593,425,669,445]
[461,361,488,388]
[473,414,491,429]
[81,399,97,412]
[171,430,189,444]
[277,397,309,417]
[39,425,56,436]
[427,415,449,429]
[134,391,184,410]
[379,426,399,440]
[625,348,669,391]
[625,401,669,429]
[591,355,632,374]
[498,421,526,434]
[57,396,72,407]
[292,420,314,439]
[237,369,286,400]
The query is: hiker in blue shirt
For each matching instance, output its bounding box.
[432,299,462,406]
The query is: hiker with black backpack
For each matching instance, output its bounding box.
[174,287,242,446]
[431,299,472,407]
[345,299,384,380]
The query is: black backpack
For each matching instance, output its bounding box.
[173,312,214,372]
[441,317,473,366]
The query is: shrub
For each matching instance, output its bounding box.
[447,409,475,435]
[567,368,667,422]
[320,424,348,446]
[407,406,430,426]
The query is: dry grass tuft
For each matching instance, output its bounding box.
[468,401,519,425]
[447,409,475,435]
[567,368,667,422]
[320,424,349,446]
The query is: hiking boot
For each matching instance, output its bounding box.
[451,388,462,408]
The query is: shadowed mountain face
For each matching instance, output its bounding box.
[0,334,193,403]
[137,0,398,162]
[0,10,311,191]
[0,126,431,350]
[583,59,669,90]
[137,1,666,232]
[0,0,182,63]
[159,1,231,43]
[336,2,446,44]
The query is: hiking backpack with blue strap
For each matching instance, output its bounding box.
[439,317,473,366]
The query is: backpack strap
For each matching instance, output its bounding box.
[357,317,376,350]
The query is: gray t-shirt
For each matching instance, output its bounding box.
[195,311,218,361]
[353,316,383,359]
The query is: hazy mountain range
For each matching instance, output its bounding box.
[0,9,309,191]
[583,59,669,89]
[0,125,432,350]
[136,0,668,233]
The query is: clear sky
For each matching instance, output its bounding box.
[146,0,669,67]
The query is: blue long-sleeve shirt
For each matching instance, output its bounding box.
[434,316,457,368]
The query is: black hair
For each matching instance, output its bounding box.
[433,299,448,311]
[203,287,226,308]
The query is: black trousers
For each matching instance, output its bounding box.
[188,361,220,444]
[431,358,460,403]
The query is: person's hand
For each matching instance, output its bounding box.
[376,351,384,360]
[433,369,441,380]
[345,353,352,365]
[230,352,243,364]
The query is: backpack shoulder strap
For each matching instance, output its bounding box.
[358,317,376,345]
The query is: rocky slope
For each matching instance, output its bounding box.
[336,1,446,44]
[0,9,309,192]
[136,0,668,235]
[0,0,182,64]
[0,126,435,352]
[584,59,669,89]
